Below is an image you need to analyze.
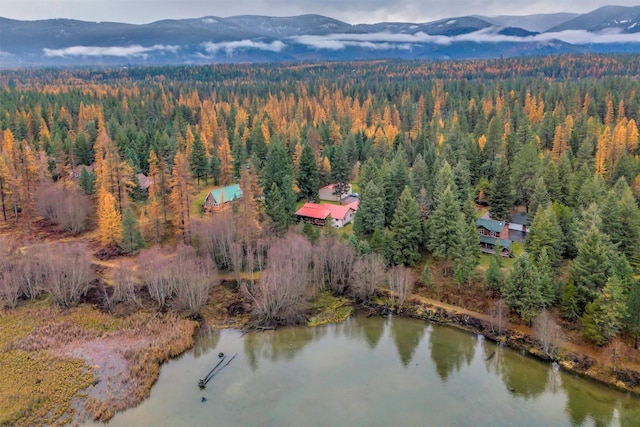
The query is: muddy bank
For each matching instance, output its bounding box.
[368,293,640,397]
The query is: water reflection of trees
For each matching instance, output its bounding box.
[390,318,427,367]
[498,351,549,400]
[192,325,221,359]
[429,325,476,382]
[243,326,326,370]
[340,316,386,350]
[561,373,616,427]
[481,339,550,399]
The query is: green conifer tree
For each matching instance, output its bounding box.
[503,254,544,323]
[120,207,145,254]
[389,187,423,266]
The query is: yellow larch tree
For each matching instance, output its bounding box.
[148,149,170,223]
[170,150,193,244]
[216,124,233,186]
[236,166,262,247]
[97,189,122,247]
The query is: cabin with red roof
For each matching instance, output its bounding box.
[295,200,359,228]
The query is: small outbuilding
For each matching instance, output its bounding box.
[318,183,353,202]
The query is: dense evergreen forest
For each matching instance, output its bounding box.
[2,54,640,349]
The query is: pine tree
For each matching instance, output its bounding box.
[543,161,562,203]
[625,278,640,349]
[297,142,319,202]
[78,167,95,195]
[189,133,208,185]
[528,177,550,224]
[485,255,503,296]
[209,151,221,184]
[265,182,289,235]
[389,187,423,266]
[410,153,429,197]
[503,254,544,323]
[511,143,542,212]
[537,247,556,307]
[353,180,385,237]
[421,264,431,286]
[386,150,411,218]
[330,145,350,200]
[432,160,455,211]
[613,179,640,266]
[526,205,562,268]
[428,185,462,275]
[570,223,611,311]
[97,189,123,247]
[488,155,514,221]
[263,138,296,214]
[231,135,247,181]
[561,279,580,320]
[120,207,145,254]
[582,276,628,345]
[452,215,480,287]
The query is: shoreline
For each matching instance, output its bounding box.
[377,292,640,397]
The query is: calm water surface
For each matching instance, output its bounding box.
[98,317,640,427]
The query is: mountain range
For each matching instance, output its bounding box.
[1,5,639,67]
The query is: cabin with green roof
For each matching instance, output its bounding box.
[204,184,242,210]
[477,216,513,257]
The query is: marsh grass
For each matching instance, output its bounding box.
[307,291,352,327]
[0,304,198,425]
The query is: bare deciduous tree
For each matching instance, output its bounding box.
[109,260,140,306]
[138,246,174,309]
[244,233,312,326]
[489,299,510,337]
[38,243,94,307]
[173,252,218,317]
[387,265,415,312]
[193,212,237,270]
[312,237,356,295]
[139,244,219,316]
[325,238,356,295]
[350,254,386,302]
[35,183,91,233]
[0,266,21,309]
[533,310,563,359]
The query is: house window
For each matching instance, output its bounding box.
[490,231,496,237]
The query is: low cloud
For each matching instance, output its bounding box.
[291,28,640,50]
[202,40,286,56]
[43,44,179,57]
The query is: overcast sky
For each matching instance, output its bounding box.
[2,0,639,24]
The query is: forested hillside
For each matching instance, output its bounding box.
[2,54,640,348]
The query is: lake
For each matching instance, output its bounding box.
[97,316,640,426]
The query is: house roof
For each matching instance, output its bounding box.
[136,173,153,190]
[296,202,356,221]
[346,200,359,212]
[296,203,331,220]
[480,235,513,249]
[509,212,529,226]
[477,218,506,233]
[208,184,242,204]
[324,204,353,221]
[69,163,95,176]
